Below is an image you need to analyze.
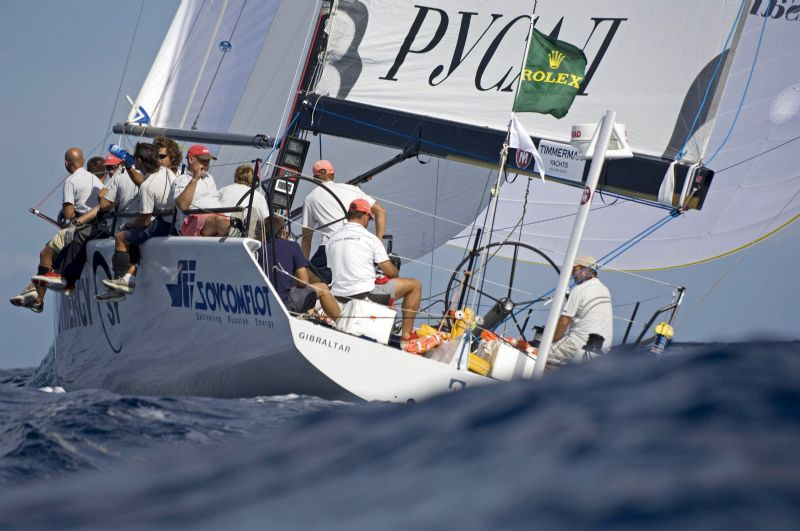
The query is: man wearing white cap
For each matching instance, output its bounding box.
[549,255,613,364]
[301,159,386,284]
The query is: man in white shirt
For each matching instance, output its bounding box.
[173,144,233,237]
[301,160,386,284]
[218,164,268,237]
[326,199,421,342]
[99,143,175,298]
[10,147,102,313]
[33,154,137,295]
[549,255,614,365]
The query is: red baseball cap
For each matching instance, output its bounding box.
[312,159,334,176]
[103,154,123,166]
[187,144,217,160]
[348,198,372,219]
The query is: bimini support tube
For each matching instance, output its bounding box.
[112,123,275,149]
[528,110,620,378]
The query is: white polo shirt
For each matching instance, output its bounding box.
[219,183,269,223]
[302,181,375,243]
[63,167,103,214]
[561,277,614,352]
[139,167,176,215]
[172,171,222,223]
[103,169,139,214]
[326,221,390,297]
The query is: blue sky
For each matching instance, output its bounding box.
[1,0,798,369]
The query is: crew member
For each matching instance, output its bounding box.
[173,144,235,237]
[96,143,175,298]
[219,165,269,238]
[301,160,386,284]
[10,147,102,313]
[326,199,420,343]
[262,217,340,320]
[549,255,614,364]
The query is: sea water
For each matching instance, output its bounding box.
[1,342,798,529]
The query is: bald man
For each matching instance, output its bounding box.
[9,148,102,313]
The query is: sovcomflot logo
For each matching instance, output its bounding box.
[166,260,272,322]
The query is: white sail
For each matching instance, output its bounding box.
[128,0,321,145]
[315,0,744,162]
[311,0,800,270]
[454,7,800,270]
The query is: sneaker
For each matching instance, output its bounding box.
[103,277,135,294]
[32,271,66,289]
[10,287,37,307]
[30,301,44,314]
[95,289,125,302]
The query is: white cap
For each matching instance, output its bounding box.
[574,255,597,268]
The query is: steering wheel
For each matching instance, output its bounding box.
[444,241,560,338]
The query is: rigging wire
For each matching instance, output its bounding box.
[714,134,800,174]
[673,0,747,161]
[704,8,770,165]
[104,0,145,144]
[191,0,249,130]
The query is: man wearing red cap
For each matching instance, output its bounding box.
[326,199,421,343]
[301,159,386,284]
[173,144,235,237]
[45,152,147,298]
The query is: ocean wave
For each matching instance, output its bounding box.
[1,342,799,530]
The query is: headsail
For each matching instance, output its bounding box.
[454,5,800,270]
[298,0,799,269]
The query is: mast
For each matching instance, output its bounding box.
[528,110,620,378]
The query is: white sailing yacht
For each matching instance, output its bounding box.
[37,0,800,401]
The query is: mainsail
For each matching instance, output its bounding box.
[299,0,800,270]
[126,0,322,158]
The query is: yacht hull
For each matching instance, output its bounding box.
[40,238,491,402]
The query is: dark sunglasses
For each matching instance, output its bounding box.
[158,153,169,159]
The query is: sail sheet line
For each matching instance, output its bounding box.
[674,0,748,161]
[191,0,249,131]
[714,134,800,175]
[705,9,770,166]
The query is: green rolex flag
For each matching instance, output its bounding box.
[513,28,587,119]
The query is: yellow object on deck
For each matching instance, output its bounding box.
[654,322,674,339]
[468,352,491,376]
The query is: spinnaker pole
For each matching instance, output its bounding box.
[529,110,618,378]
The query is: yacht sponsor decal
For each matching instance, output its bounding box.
[55,250,121,353]
[166,260,273,327]
[298,331,351,353]
[56,276,95,334]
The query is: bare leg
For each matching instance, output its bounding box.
[390,277,422,339]
[115,231,128,253]
[34,245,57,304]
[311,282,339,321]
[200,215,231,237]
